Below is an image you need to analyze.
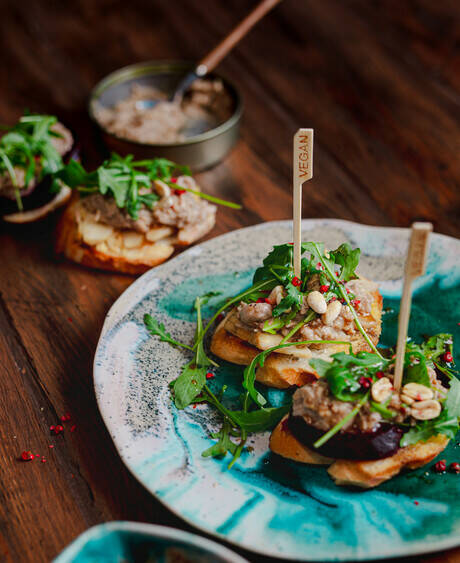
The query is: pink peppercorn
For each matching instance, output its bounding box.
[434,460,447,473]
[359,376,372,389]
[449,462,460,474]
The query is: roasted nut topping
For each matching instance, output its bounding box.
[371,377,393,403]
[401,382,434,401]
[411,399,441,420]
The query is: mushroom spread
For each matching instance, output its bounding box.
[94,79,234,144]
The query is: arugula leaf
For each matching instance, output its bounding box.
[55,159,96,188]
[253,244,294,284]
[328,242,360,282]
[400,411,459,447]
[193,294,220,368]
[0,112,67,211]
[143,314,192,351]
[173,362,207,409]
[230,404,290,433]
[403,347,430,387]
[97,167,128,208]
[308,358,331,378]
[138,192,160,209]
[422,333,453,363]
[445,376,460,419]
[243,339,353,407]
[137,157,190,179]
[370,400,396,419]
[272,280,303,317]
[330,351,388,370]
[202,419,238,458]
[311,351,390,401]
[57,153,240,219]
[326,365,364,401]
[263,310,297,334]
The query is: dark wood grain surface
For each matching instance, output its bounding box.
[0,1,459,561]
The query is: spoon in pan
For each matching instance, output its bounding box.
[136,0,283,111]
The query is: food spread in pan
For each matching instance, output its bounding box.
[54,155,240,274]
[0,113,77,223]
[143,241,459,486]
[94,78,234,144]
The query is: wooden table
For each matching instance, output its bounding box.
[0,1,459,561]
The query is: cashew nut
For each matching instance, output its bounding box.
[400,394,415,405]
[401,382,433,401]
[307,291,327,314]
[268,285,285,305]
[371,377,393,403]
[153,179,171,198]
[321,300,342,325]
[411,399,441,420]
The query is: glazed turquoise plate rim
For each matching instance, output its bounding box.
[94,219,460,561]
[54,520,248,562]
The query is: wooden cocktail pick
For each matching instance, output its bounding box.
[293,129,314,277]
[393,222,433,391]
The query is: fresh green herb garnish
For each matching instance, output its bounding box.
[0,113,66,210]
[144,314,193,351]
[422,333,453,364]
[303,242,381,357]
[56,154,241,220]
[321,351,389,402]
[143,291,306,467]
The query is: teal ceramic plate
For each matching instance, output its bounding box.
[94,219,460,561]
[54,521,248,562]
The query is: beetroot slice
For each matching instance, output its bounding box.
[288,414,404,460]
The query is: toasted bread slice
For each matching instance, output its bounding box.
[270,419,449,488]
[211,317,339,388]
[269,416,333,464]
[55,197,215,274]
[328,434,449,488]
[3,185,72,224]
[211,283,382,389]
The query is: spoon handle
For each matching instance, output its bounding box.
[197,0,283,76]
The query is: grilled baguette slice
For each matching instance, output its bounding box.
[56,197,215,274]
[270,417,449,488]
